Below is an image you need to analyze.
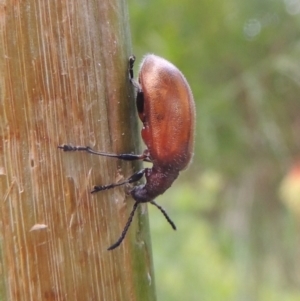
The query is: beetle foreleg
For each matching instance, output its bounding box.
[91,169,146,193]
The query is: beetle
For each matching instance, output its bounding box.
[58,54,195,250]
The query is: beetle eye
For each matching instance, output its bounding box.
[136,91,144,114]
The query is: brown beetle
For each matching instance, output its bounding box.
[59,54,195,250]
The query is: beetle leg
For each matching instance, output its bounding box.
[128,55,135,80]
[128,55,141,91]
[91,168,146,193]
[150,200,177,230]
[58,144,150,161]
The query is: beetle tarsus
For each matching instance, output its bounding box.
[91,184,114,193]
[57,144,77,151]
[128,55,141,90]
[129,55,136,80]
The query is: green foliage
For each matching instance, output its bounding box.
[129,0,300,300]
[150,172,237,301]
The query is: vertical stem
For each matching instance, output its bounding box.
[0,1,156,300]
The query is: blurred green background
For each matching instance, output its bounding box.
[129,0,300,300]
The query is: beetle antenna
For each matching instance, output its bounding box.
[107,201,139,251]
[150,200,176,230]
